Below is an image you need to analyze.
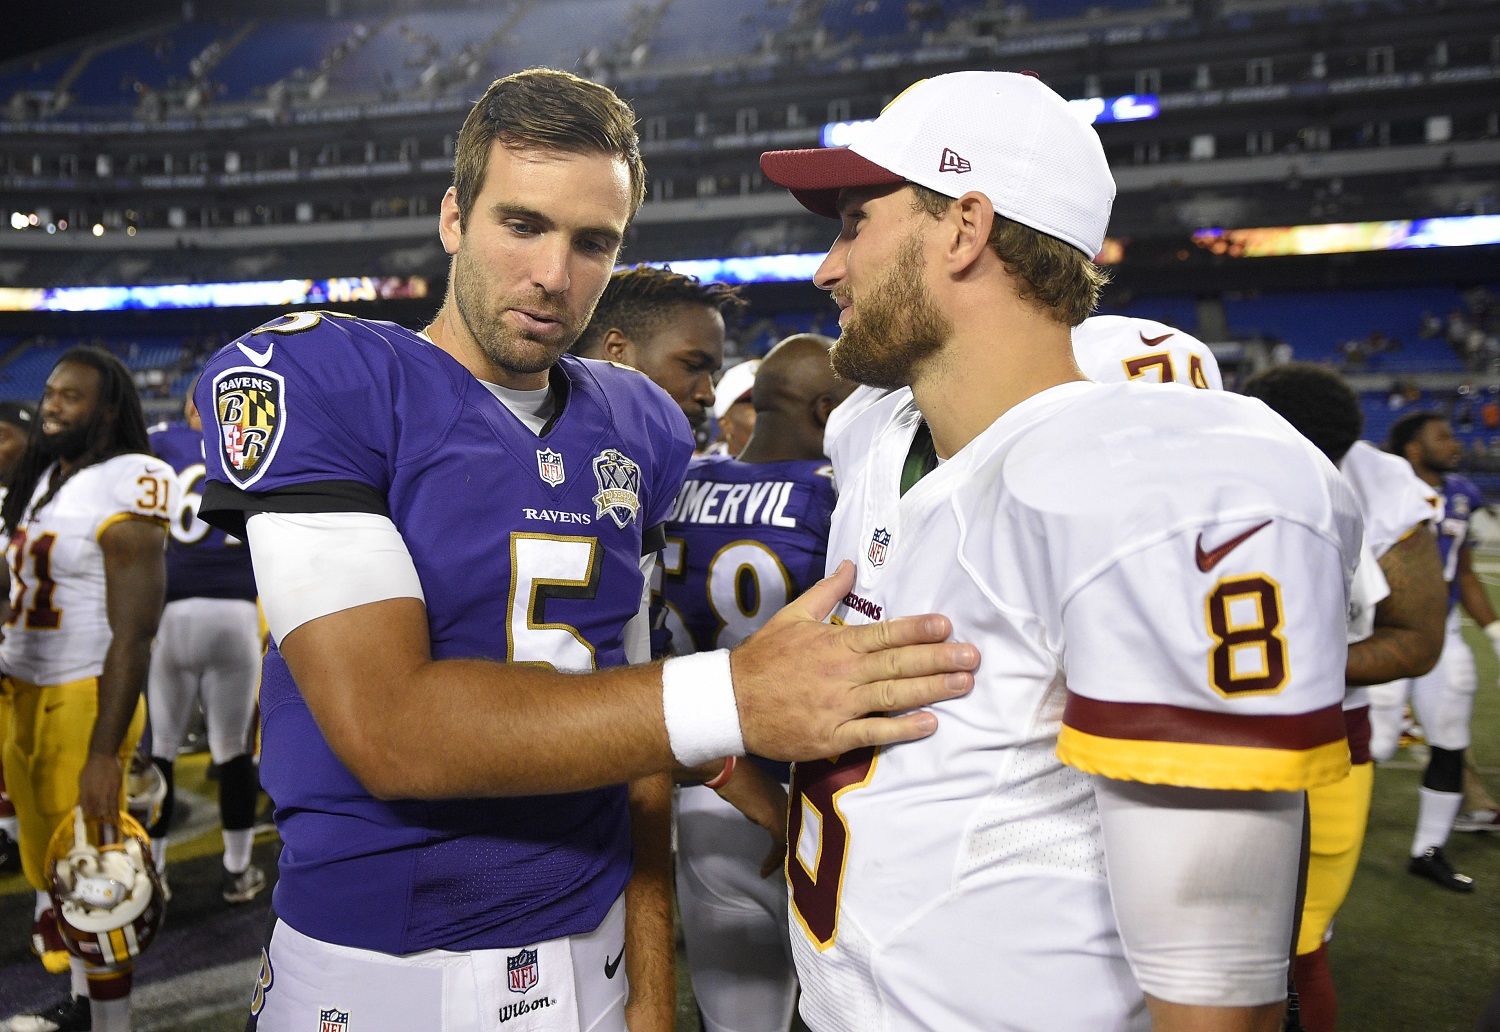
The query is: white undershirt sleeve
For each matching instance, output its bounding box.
[1094,776,1302,1008]
[621,552,657,665]
[246,511,425,644]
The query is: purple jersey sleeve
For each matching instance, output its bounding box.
[194,311,464,535]
[150,421,258,602]
[1441,473,1486,607]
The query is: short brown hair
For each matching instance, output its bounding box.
[911,185,1109,326]
[453,68,646,226]
[571,265,747,356]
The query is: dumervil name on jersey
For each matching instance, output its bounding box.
[669,479,799,527]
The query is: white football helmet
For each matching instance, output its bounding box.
[126,755,167,830]
[47,808,165,966]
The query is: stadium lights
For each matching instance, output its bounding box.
[2,212,1493,312]
[9,213,25,230]
[1193,214,1500,257]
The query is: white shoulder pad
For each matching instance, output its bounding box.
[1002,385,1361,591]
[1072,315,1223,390]
[1339,441,1439,557]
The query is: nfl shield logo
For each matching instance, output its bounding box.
[867,527,891,568]
[507,948,539,994]
[536,448,565,487]
[318,1008,349,1032]
[212,366,286,490]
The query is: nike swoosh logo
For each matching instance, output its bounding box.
[235,340,274,367]
[1139,331,1174,346]
[1195,520,1272,572]
[604,947,624,980]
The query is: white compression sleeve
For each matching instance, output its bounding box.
[246,511,425,644]
[1094,776,1302,1008]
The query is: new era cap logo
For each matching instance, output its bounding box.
[938,148,971,174]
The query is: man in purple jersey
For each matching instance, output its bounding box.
[663,334,852,1032]
[192,69,975,1032]
[1375,413,1500,882]
[147,390,264,905]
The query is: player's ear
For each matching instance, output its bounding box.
[438,187,464,255]
[945,192,994,275]
[813,393,837,429]
[600,328,635,365]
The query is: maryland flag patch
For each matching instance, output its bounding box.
[212,367,285,489]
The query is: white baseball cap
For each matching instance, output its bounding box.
[712,359,759,420]
[760,71,1115,258]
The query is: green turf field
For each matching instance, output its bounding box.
[1333,608,1500,1032]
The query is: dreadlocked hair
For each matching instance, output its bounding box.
[3,346,153,536]
[1240,362,1363,465]
[1386,410,1447,458]
[571,265,748,356]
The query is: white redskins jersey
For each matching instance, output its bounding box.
[792,381,1361,1032]
[1337,441,1437,714]
[1339,441,1439,559]
[2,454,173,685]
[1072,315,1223,390]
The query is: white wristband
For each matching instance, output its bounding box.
[1485,621,1500,651]
[661,650,744,766]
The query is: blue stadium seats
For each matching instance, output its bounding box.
[328,10,513,96]
[491,0,638,78]
[1223,288,1470,371]
[67,21,226,108]
[214,18,364,101]
[649,0,794,65]
[1097,295,1201,333]
[0,53,75,102]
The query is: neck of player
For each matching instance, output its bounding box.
[425,304,550,391]
[910,297,1085,461]
[738,419,821,464]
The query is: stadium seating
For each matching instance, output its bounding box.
[67,21,227,109]
[214,18,365,101]
[491,0,639,78]
[647,0,795,65]
[1223,289,1472,371]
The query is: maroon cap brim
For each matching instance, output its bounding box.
[759,147,905,218]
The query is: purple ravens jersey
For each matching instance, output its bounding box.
[1439,473,1485,609]
[194,311,693,954]
[661,456,836,780]
[150,420,257,603]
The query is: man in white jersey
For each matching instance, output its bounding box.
[761,71,1361,1031]
[1072,314,1223,389]
[1,348,172,1032]
[0,400,36,875]
[1241,364,1444,1032]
